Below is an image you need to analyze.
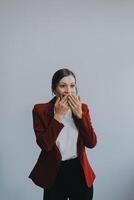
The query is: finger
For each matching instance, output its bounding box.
[68,100,75,110]
[55,97,60,105]
[65,101,70,108]
[78,95,81,101]
[72,94,80,102]
[71,94,78,101]
[68,95,78,105]
[60,95,68,103]
[63,98,68,105]
[72,95,81,105]
[68,96,76,108]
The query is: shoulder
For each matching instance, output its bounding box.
[32,96,56,117]
[82,103,88,107]
[32,102,51,113]
[81,103,89,110]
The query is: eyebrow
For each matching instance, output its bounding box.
[59,82,76,84]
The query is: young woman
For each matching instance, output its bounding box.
[29,68,97,200]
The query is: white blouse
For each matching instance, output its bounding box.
[55,109,79,161]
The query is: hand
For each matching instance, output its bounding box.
[54,95,70,118]
[67,94,83,119]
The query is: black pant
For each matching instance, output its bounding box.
[43,157,93,200]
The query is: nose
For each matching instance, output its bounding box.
[65,86,71,94]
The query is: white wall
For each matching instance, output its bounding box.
[1,1,134,199]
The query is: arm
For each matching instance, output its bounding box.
[32,106,64,152]
[74,104,97,148]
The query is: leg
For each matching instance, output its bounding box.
[69,185,93,200]
[43,165,68,200]
[68,158,94,200]
[43,188,67,200]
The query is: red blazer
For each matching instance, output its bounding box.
[29,96,97,189]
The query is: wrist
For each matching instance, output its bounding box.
[54,114,63,122]
[77,111,83,119]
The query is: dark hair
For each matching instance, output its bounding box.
[51,68,78,95]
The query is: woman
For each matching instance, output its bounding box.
[29,68,97,200]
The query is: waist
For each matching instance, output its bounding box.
[61,157,79,165]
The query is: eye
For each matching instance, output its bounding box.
[71,85,75,87]
[60,85,65,88]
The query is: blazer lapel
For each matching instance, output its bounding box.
[44,96,57,118]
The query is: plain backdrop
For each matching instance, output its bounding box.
[1,0,134,200]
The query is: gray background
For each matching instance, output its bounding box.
[1,0,134,200]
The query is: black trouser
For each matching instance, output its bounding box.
[43,157,93,200]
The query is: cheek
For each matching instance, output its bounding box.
[71,90,77,95]
[72,87,77,92]
[57,88,65,94]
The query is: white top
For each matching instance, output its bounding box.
[55,109,79,161]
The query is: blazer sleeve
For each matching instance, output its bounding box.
[32,106,64,152]
[74,104,97,148]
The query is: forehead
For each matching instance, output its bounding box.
[59,75,75,84]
